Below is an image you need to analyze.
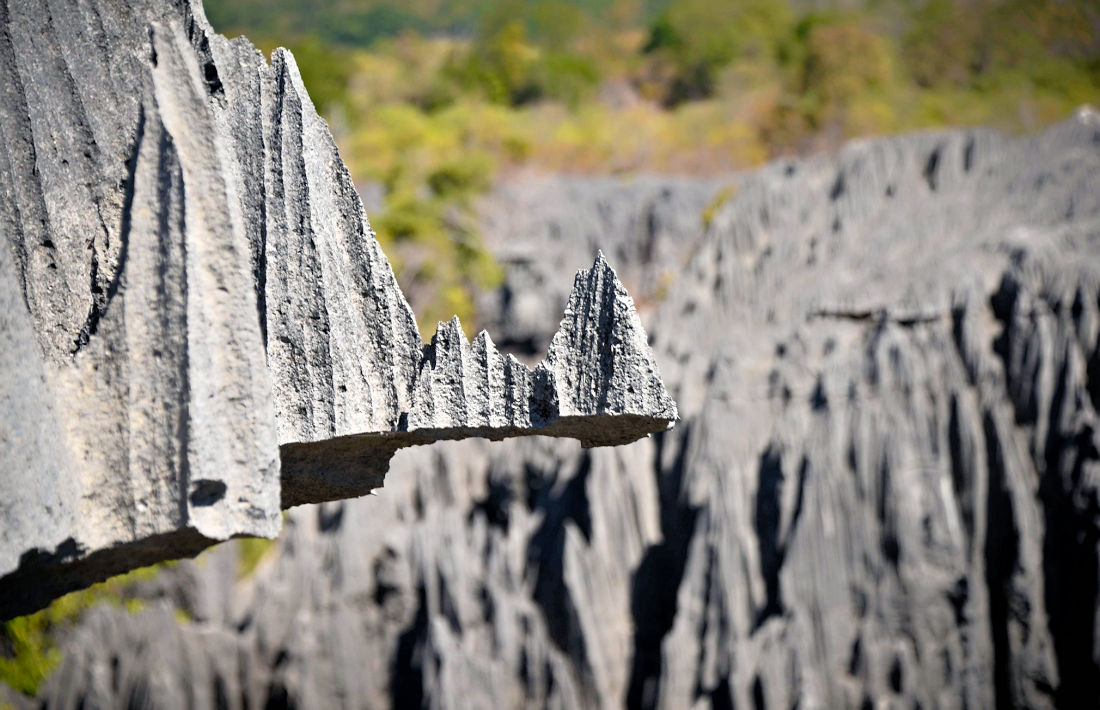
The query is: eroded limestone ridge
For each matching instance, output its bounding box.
[281,251,677,509]
[0,0,676,620]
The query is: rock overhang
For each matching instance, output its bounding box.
[280,251,677,509]
[0,0,676,619]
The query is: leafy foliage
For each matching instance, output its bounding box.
[642,0,793,104]
[201,0,1097,333]
[236,537,277,579]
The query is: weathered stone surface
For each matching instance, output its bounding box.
[28,108,1100,709]
[281,252,677,508]
[0,0,674,620]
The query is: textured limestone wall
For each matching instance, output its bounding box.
[0,0,675,620]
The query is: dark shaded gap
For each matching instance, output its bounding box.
[878,450,900,567]
[829,172,846,201]
[991,275,1100,706]
[627,427,699,709]
[690,539,733,706]
[754,444,785,628]
[963,137,975,173]
[947,394,975,544]
[709,675,735,710]
[527,453,593,664]
[1040,352,1100,708]
[391,583,429,710]
[982,413,1019,710]
[923,145,942,191]
[317,501,344,532]
[213,675,229,710]
[263,680,295,710]
[469,476,515,532]
[1086,327,1100,412]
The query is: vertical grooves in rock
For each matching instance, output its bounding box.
[1040,347,1100,706]
[21,109,1100,707]
[391,584,429,709]
[120,105,148,532]
[159,116,191,531]
[8,1,1100,706]
[528,452,593,668]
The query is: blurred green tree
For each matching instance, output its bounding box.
[766,14,899,150]
[642,0,793,104]
[450,18,539,104]
[529,0,589,47]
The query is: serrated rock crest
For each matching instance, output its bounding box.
[0,0,676,618]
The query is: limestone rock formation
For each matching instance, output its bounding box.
[0,0,675,620]
[27,108,1100,709]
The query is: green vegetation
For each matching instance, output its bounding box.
[701,184,737,230]
[205,0,1098,333]
[0,563,170,695]
[235,536,277,579]
[0,531,279,697]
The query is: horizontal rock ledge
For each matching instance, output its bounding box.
[281,413,674,509]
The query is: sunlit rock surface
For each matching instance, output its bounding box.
[0,0,675,620]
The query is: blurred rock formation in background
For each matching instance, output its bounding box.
[35,109,1100,708]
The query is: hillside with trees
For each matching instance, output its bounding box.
[203,0,1097,331]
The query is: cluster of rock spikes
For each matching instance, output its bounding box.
[0,0,676,619]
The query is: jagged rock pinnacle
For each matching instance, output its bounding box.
[0,0,675,619]
[280,253,675,509]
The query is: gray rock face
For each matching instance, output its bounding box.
[29,110,1100,709]
[0,0,674,620]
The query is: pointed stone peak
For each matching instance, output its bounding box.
[398,252,676,446]
[545,252,678,423]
